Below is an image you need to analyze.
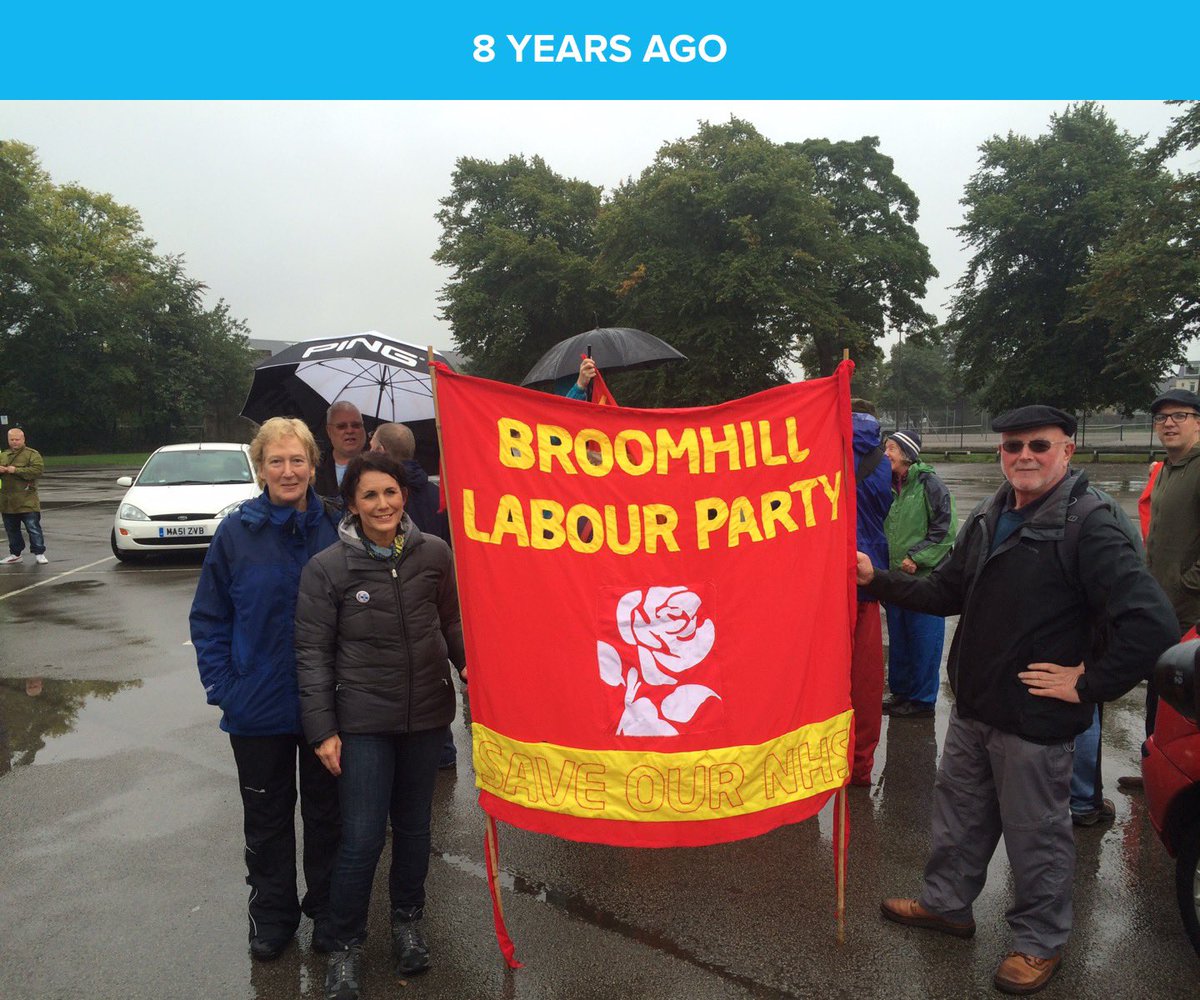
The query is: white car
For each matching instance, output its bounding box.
[111,443,259,562]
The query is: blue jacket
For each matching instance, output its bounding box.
[853,412,892,602]
[189,487,340,736]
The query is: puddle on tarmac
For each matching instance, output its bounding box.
[0,676,141,776]
[438,852,795,998]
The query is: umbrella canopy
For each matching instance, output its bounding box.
[240,332,453,473]
[241,332,451,428]
[520,328,686,388]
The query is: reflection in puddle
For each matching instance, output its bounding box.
[0,676,141,776]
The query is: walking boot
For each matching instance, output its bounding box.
[325,945,363,1000]
[391,913,431,975]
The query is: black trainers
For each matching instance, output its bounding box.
[249,934,290,961]
[391,917,431,975]
[325,945,364,1000]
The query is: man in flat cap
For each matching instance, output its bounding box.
[856,403,1177,995]
[1120,388,1200,789]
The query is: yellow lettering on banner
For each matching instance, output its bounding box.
[492,494,530,547]
[537,424,577,475]
[471,710,852,823]
[700,423,741,473]
[655,427,700,475]
[614,430,654,476]
[695,497,728,551]
[566,504,604,554]
[761,491,799,539]
[498,419,534,469]
[604,505,642,556]
[576,763,607,811]
[575,429,614,476]
[476,740,505,789]
[759,420,788,466]
[739,421,757,467]
[728,495,764,547]
[642,504,680,554]
[785,417,811,462]
[819,472,841,521]
[530,498,566,549]
[461,489,491,543]
[791,478,821,528]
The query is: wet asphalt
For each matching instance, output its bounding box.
[1,465,1197,999]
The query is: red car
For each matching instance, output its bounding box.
[1143,635,1200,957]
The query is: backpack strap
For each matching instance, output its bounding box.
[856,444,885,482]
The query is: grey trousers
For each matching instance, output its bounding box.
[918,708,1075,958]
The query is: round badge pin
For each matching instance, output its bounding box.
[355,590,370,604]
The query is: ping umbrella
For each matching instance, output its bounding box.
[520,327,686,388]
[240,331,453,471]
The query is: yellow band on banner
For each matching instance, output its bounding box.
[472,711,852,824]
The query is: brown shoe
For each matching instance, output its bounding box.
[993,952,1061,995]
[880,897,975,938]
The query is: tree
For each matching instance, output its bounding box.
[878,332,965,427]
[432,121,936,407]
[789,137,937,379]
[433,155,613,384]
[598,119,833,406]
[1077,101,1200,390]
[949,103,1177,415]
[0,141,254,452]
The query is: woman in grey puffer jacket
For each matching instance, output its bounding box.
[295,452,466,1000]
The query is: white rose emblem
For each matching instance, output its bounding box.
[597,586,720,737]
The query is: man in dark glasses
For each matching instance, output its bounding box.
[1120,388,1200,789]
[856,404,1177,995]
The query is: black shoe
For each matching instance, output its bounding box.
[312,923,337,953]
[882,695,908,713]
[249,935,290,961]
[437,753,457,770]
[1072,798,1116,827]
[1117,774,1144,792]
[391,917,431,976]
[325,945,363,1000]
[888,700,934,718]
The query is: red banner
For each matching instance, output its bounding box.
[436,363,857,847]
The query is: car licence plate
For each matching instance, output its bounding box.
[159,525,206,537]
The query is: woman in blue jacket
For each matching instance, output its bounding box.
[189,417,341,961]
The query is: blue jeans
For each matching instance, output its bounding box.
[3,511,45,555]
[328,729,444,945]
[1070,706,1102,814]
[885,603,945,706]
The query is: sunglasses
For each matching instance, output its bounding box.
[999,438,1069,455]
[333,421,364,431]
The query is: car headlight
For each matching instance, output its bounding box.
[216,501,245,520]
[118,503,150,521]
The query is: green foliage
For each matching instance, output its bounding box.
[0,141,254,452]
[1076,101,1200,398]
[433,155,613,384]
[949,103,1180,415]
[877,332,965,425]
[433,120,937,406]
[789,136,937,379]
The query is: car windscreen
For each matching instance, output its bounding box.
[137,450,253,486]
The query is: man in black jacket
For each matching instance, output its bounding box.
[857,404,1177,996]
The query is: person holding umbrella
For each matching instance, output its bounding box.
[189,417,342,961]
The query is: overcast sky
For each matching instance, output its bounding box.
[0,101,1188,360]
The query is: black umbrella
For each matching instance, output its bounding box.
[240,331,453,472]
[520,328,686,388]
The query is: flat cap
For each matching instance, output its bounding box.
[1150,388,1200,414]
[991,405,1077,437]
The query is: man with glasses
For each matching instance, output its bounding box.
[315,401,367,501]
[856,404,1177,995]
[1120,388,1200,790]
